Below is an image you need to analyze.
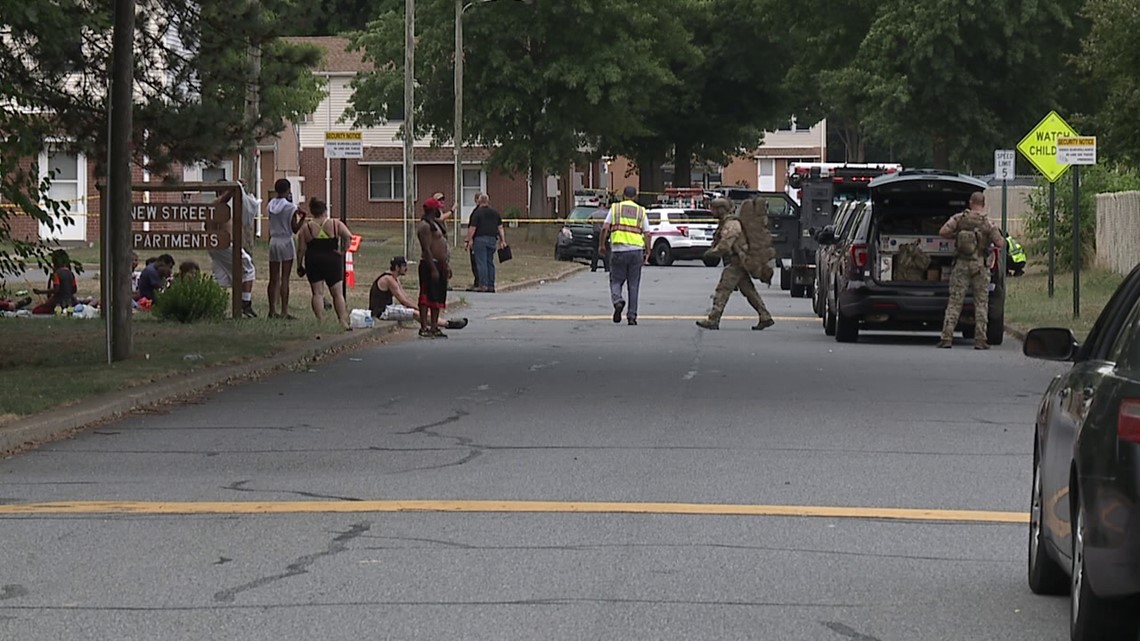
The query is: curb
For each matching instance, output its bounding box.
[0,321,406,456]
[1005,324,1028,343]
[495,264,588,293]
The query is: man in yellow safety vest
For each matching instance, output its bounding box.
[599,185,651,325]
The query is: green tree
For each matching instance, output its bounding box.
[857,0,1079,170]
[785,0,881,163]
[0,0,325,275]
[347,0,690,219]
[1073,0,1140,163]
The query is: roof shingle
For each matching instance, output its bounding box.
[282,36,373,74]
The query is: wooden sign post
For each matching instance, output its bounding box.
[127,182,244,319]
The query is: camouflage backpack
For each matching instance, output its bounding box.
[736,197,776,284]
[894,240,931,281]
[955,210,988,259]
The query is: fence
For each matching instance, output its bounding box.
[983,185,1033,239]
[1095,191,1140,275]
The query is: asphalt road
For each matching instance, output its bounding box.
[0,260,1073,641]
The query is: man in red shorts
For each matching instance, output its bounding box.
[416,198,453,338]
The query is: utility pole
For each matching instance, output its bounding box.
[454,0,463,246]
[241,1,261,253]
[403,0,415,257]
[107,0,136,362]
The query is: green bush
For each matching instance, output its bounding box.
[502,206,522,219]
[152,274,228,323]
[1024,164,1140,270]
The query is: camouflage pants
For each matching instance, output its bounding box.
[708,264,771,322]
[941,259,989,341]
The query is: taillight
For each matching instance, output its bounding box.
[677,225,688,237]
[1119,399,1140,443]
[850,242,868,269]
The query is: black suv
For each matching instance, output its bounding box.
[555,206,609,268]
[815,169,1004,344]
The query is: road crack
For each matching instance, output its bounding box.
[822,622,883,641]
[213,522,370,603]
[222,480,362,502]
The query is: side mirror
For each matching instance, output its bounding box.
[1023,327,1079,361]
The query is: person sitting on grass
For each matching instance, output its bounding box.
[369,256,468,330]
[31,250,78,315]
[137,254,174,302]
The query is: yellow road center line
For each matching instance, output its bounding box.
[0,500,1029,523]
[489,315,817,321]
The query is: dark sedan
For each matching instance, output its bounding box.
[1024,261,1140,641]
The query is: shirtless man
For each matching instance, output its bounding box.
[416,200,453,338]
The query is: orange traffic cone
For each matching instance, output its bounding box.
[345,251,356,288]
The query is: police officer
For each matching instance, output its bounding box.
[599,185,650,325]
[937,191,1004,349]
[696,198,775,331]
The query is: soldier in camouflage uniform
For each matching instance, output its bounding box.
[695,198,775,331]
[937,191,1004,349]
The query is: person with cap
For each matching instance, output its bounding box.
[599,185,650,325]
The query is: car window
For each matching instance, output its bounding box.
[1108,295,1140,373]
[1086,264,1140,361]
[841,203,867,242]
[671,212,688,222]
[647,211,661,224]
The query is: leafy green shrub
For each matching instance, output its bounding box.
[1024,164,1140,269]
[152,274,228,323]
[502,206,522,219]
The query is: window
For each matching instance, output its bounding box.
[759,159,775,177]
[369,166,405,200]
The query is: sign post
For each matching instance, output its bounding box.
[1057,136,1097,319]
[324,131,363,298]
[1017,110,1079,299]
[994,149,1015,277]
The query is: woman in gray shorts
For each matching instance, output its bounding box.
[266,178,307,319]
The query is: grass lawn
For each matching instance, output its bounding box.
[1004,261,1125,340]
[0,222,573,422]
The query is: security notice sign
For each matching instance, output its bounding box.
[1056,136,1097,166]
[324,131,363,159]
[1017,111,1079,183]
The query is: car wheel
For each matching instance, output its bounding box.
[824,299,837,337]
[987,304,1005,346]
[653,241,674,267]
[780,266,791,291]
[1027,447,1068,595]
[791,283,806,298]
[812,280,823,316]
[834,307,859,343]
[805,283,815,301]
[703,256,721,268]
[1070,490,1139,640]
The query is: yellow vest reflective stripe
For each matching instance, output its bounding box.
[609,201,647,247]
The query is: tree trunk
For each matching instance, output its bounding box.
[932,134,950,170]
[673,142,692,188]
[527,159,546,242]
[636,152,665,203]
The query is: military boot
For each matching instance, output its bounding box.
[936,337,953,348]
[974,340,990,350]
[695,319,719,330]
[753,318,775,331]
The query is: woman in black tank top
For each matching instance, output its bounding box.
[296,198,352,329]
